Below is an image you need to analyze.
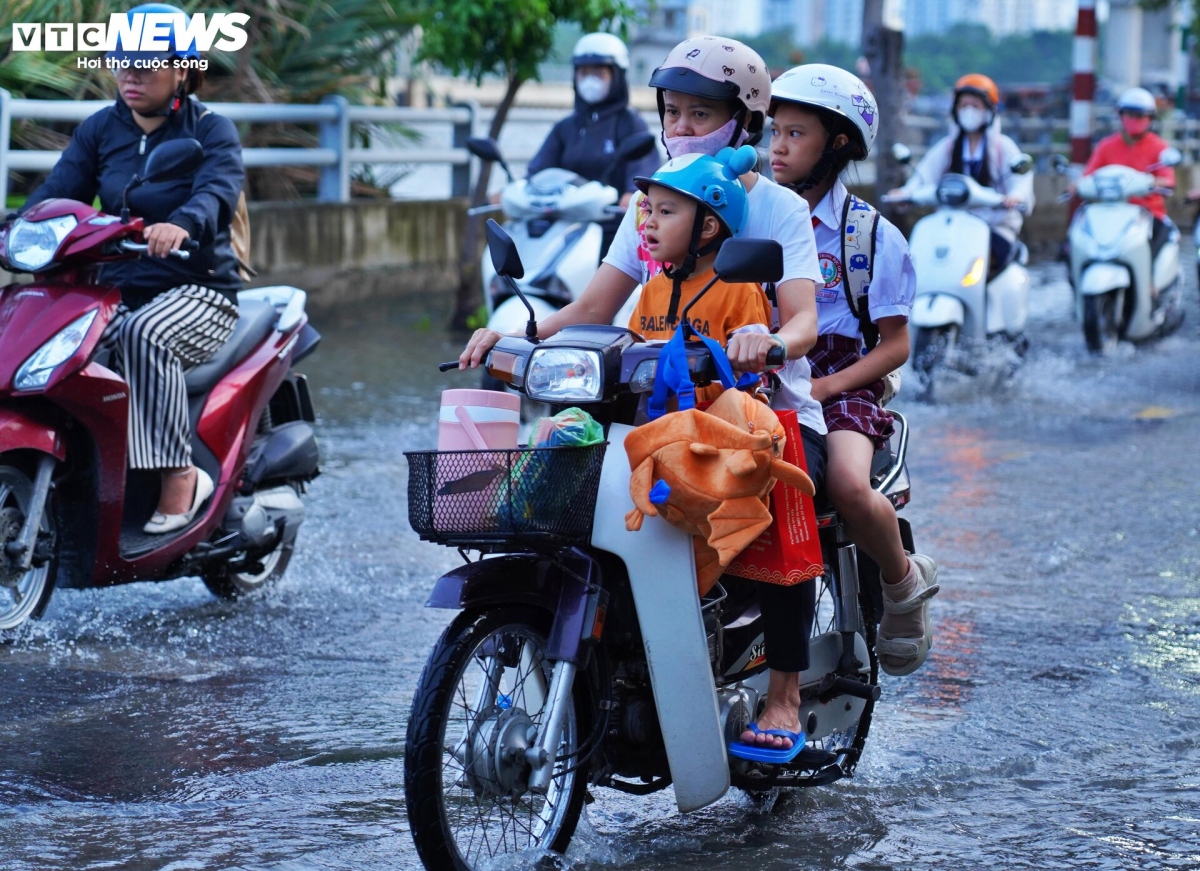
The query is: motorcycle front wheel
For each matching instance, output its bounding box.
[911,324,959,397]
[1083,289,1124,354]
[405,606,588,871]
[0,462,57,632]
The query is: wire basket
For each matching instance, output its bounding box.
[405,443,608,548]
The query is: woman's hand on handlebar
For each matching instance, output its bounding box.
[459,328,505,370]
[727,332,785,375]
[143,222,190,258]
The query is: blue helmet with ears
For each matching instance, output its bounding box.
[109,3,202,61]
[634,144,758,236]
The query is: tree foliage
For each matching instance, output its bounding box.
[743,23,1073,94]
[417,0,630,87]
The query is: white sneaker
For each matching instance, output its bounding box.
[143,468,214,535]
[877,554,940,677]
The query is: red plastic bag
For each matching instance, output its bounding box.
[726,409,824,586]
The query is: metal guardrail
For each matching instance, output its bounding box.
[0,89,477,205]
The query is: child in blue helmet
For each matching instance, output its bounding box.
[629,145,770,403]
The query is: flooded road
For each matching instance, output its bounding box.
[2,264,1200,870]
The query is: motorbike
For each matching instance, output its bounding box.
[0,138,321,631]
[466,132,658,337]
[1056,149,1184,353]
[402,222,917,870]
[886,146,1035,396]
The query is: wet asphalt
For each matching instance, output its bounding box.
[1,261,1199,870]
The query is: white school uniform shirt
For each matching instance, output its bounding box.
[899,127,1034,237]
[604,173,828,434]
[811,180,916,339]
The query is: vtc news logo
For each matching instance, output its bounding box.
[11,12,249,53]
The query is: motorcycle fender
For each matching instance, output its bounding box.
[909,293,965,329]
[428,555,563,612]
[0,407,65,460]
[487,294,561,336]
[590,424,729,813]
[1080,262,1131,296]
[1153,241,1180,295]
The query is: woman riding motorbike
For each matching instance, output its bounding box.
[525,33,660,257]
[461,35,827,755]
[21,3,244,534]
[888,74,1033,277]
[1075,87,1176,260]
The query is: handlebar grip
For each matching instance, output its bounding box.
[438,361,461,372]
[765,346,786,368]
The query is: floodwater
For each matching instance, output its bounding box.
[2,263,1200,870]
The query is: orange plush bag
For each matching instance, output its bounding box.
[726,409,824,586]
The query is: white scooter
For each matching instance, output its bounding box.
[467,133,657,337]
[885,147,1034,395]
[1057,149,1183,353]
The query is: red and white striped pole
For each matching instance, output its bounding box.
[1070,0,1097,167]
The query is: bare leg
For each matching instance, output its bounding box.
[157,466,197,516]
[825,431,908,583]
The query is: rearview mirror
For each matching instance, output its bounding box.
[143,139,205,183]
[468,137,513,183]
[618,132,657,163]
[485,218,524,279]
[891,143,912,165]
[714,239,783,284]
[467,137,503,164]
[1052,153,1070,173]
[1010,153,1034,175]
[1158,146,1183,168]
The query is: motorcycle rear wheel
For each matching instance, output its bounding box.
[202,524,296,599]
[405,606,588,871]
[0,463,57,631]
[1083,289,1123,354]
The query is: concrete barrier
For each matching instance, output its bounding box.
[245,199,466,308]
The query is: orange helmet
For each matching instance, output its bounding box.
[954,74,999,109]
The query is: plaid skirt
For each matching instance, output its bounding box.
[806,334,894,450]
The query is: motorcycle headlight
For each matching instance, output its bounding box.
[525,348,603,403]
[14,309,98,391]
[5,215,77,271]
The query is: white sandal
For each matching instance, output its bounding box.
[878,554,939,677]
[144,468,214,535]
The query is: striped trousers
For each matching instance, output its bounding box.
[98,285,239,470]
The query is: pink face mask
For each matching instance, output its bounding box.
[1121,115,1152,137]
[664,117,749,159]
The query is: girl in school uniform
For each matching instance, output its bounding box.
[767,64,940,676]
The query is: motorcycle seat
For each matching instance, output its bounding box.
[185,299,277,395]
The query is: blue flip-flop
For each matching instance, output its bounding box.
[727,723,807,764]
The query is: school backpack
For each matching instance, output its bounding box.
[840,194,900,404]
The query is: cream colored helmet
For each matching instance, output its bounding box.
[649,36,772,144]
[770,63,878,157]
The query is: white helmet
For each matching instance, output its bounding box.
[770,63,878,157]
[1117,86,1156,115]
[572,32,629,70]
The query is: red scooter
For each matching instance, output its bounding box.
[0,139,320,630]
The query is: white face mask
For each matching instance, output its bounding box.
[956,106,987,133]
[577,75,610,104]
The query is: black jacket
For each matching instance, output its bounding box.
[24,95,244,310]
[527,69,660,196]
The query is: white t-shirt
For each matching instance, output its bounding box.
[604,174,827,435]
[812,180,915,339]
